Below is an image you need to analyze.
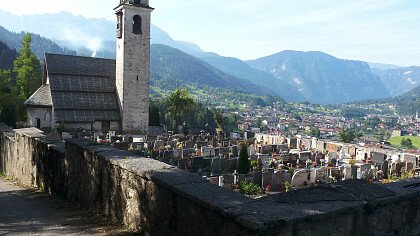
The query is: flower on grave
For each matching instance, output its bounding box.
[266,184,271,192]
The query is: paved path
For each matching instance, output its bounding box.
[0,178,128,236]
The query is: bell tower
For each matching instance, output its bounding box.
[115,0,153,134]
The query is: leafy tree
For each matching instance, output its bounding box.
[212,108,224,130]
[237,143,251,174]
[338,128,356,143]
[165,88,196,132]
[14,34,42,99]
[255,117,262,128]
[13,34,42,121]
[401,138,413,149]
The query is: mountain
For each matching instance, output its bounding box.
[150,44,269,96]
[246,50,390,104]
[369,63,402,71]
[372,66,420,97]
[0,26,76,60]
[0,40,17,70]
[197,54,304,101]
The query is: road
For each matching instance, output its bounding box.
[0,178,128,236]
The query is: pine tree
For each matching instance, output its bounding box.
[237,143,251,174]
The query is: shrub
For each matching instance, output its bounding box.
[239,181,261,196]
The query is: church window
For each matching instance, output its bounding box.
[133,15,142,34]
[44,112,51,122]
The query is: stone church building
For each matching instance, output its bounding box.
[24,0,153,134]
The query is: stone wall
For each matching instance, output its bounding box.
[1,126,420,235]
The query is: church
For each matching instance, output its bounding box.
[24,0,153,134]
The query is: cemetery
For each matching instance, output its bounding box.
[55,128,420,197]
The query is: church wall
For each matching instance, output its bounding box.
[27,107,52,129]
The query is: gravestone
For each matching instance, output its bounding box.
[351,165,358,179]
[220,174,234,188]
[224,158,237,172]
[311,167,327,184]
[252,171,263,187]
[209,177,219,185]
[360,164,371,179]
[173,149,182,158]
[259,155,271,169]
[196,141,207,149]
[220,147,230,157]
[248,145,257,156]
[163,150,174,160]
[211,158,222,173]
[299,151,311,161]
[192,157,205,171]
[329,167,342,181]
[182,148,196,159]
[406,162,414,172]
[262,171,274,190]
[184,140,195,148]
[272,170,286,191]
[291,169,311,187]
[214,147,220,157]
[154,140,165,150]
[395,162,403,177]
[261,145,273,154]
[381,160,389,179]
[343,166,352,180]
[230,145,239,157]
[178,159,188,170]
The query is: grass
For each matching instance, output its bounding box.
[388,136,420,149]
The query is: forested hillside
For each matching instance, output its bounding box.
[0,40,17,70]
[0,26,76,60]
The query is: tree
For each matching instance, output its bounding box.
[255,117,262,128]
[0,70,17,126]
[237,143,251,174]
[338,128,356,143]
[311,127,321,138]
[149,101,161,126]
[401,138,413,149]
[165,88,196,132]
[13,34,42,121]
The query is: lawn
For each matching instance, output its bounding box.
[388,136,420,149]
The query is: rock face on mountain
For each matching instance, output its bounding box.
[246,50,390,104]
[372,66,420,97]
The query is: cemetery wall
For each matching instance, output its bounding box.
[1,125,420,235]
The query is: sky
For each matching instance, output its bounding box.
[1,0,420,66]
